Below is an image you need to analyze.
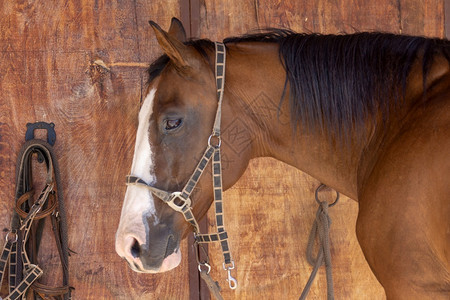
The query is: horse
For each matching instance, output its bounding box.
[115,17,450,299]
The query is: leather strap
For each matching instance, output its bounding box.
[194,148,233,266]
[212,42,226,136]
[1,138,71,300]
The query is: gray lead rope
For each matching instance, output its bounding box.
[299,184,338,300]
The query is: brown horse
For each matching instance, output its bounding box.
[115,18,450,299]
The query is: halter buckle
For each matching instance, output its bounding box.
[167,192,192,212]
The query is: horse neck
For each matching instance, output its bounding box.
[225,40,450,201]
[225,42,367,200]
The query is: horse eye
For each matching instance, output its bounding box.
[165,119,182,131]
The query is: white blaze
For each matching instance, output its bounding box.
[131,88,157,187]
[116,87,182,272]
[117,88,158,244]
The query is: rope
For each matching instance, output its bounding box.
[199,270,224,300]
[299,185,338,300]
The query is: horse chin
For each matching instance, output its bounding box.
[158,250,182,272]
[130,250,182,274]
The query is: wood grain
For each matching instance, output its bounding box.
[0,0,445,299]
[199,0,444,39]
[0,1,189,299]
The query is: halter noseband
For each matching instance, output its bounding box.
[126,42,237,289]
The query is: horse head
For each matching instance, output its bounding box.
[115,18,253,273]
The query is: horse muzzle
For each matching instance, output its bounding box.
[115,222,182,273]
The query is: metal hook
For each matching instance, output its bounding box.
[223,261,238,289]
[226,269,238,289]
[193,238,210,267]
[198,262,212,274]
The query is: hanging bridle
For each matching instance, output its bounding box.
[126,42,237,292]
[0,123,71,300]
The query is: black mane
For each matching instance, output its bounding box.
[148,29,450,139]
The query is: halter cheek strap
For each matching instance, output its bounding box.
[126,42,237,290]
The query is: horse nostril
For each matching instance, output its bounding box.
[130,238,141,258]
[165,235,177,258]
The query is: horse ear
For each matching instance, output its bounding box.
[168,17,187,43]
[149,20,191,70]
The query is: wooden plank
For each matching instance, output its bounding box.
[180,0,192,38]
[399,0,444,37]
[196,1,445,299]
[190,0,201,38]
[0,1,190,299]
[183,2,212,299]
[174,5,211,299]
[199,0,444,39]
[446,0,450,39]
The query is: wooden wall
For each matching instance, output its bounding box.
[0,0,446,299]
[0,1,189,299]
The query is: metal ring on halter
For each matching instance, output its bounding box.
[208,134,221,148]
[5,230,18,243]
[315,184,339,207]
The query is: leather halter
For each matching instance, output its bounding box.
[126,42,237,288]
